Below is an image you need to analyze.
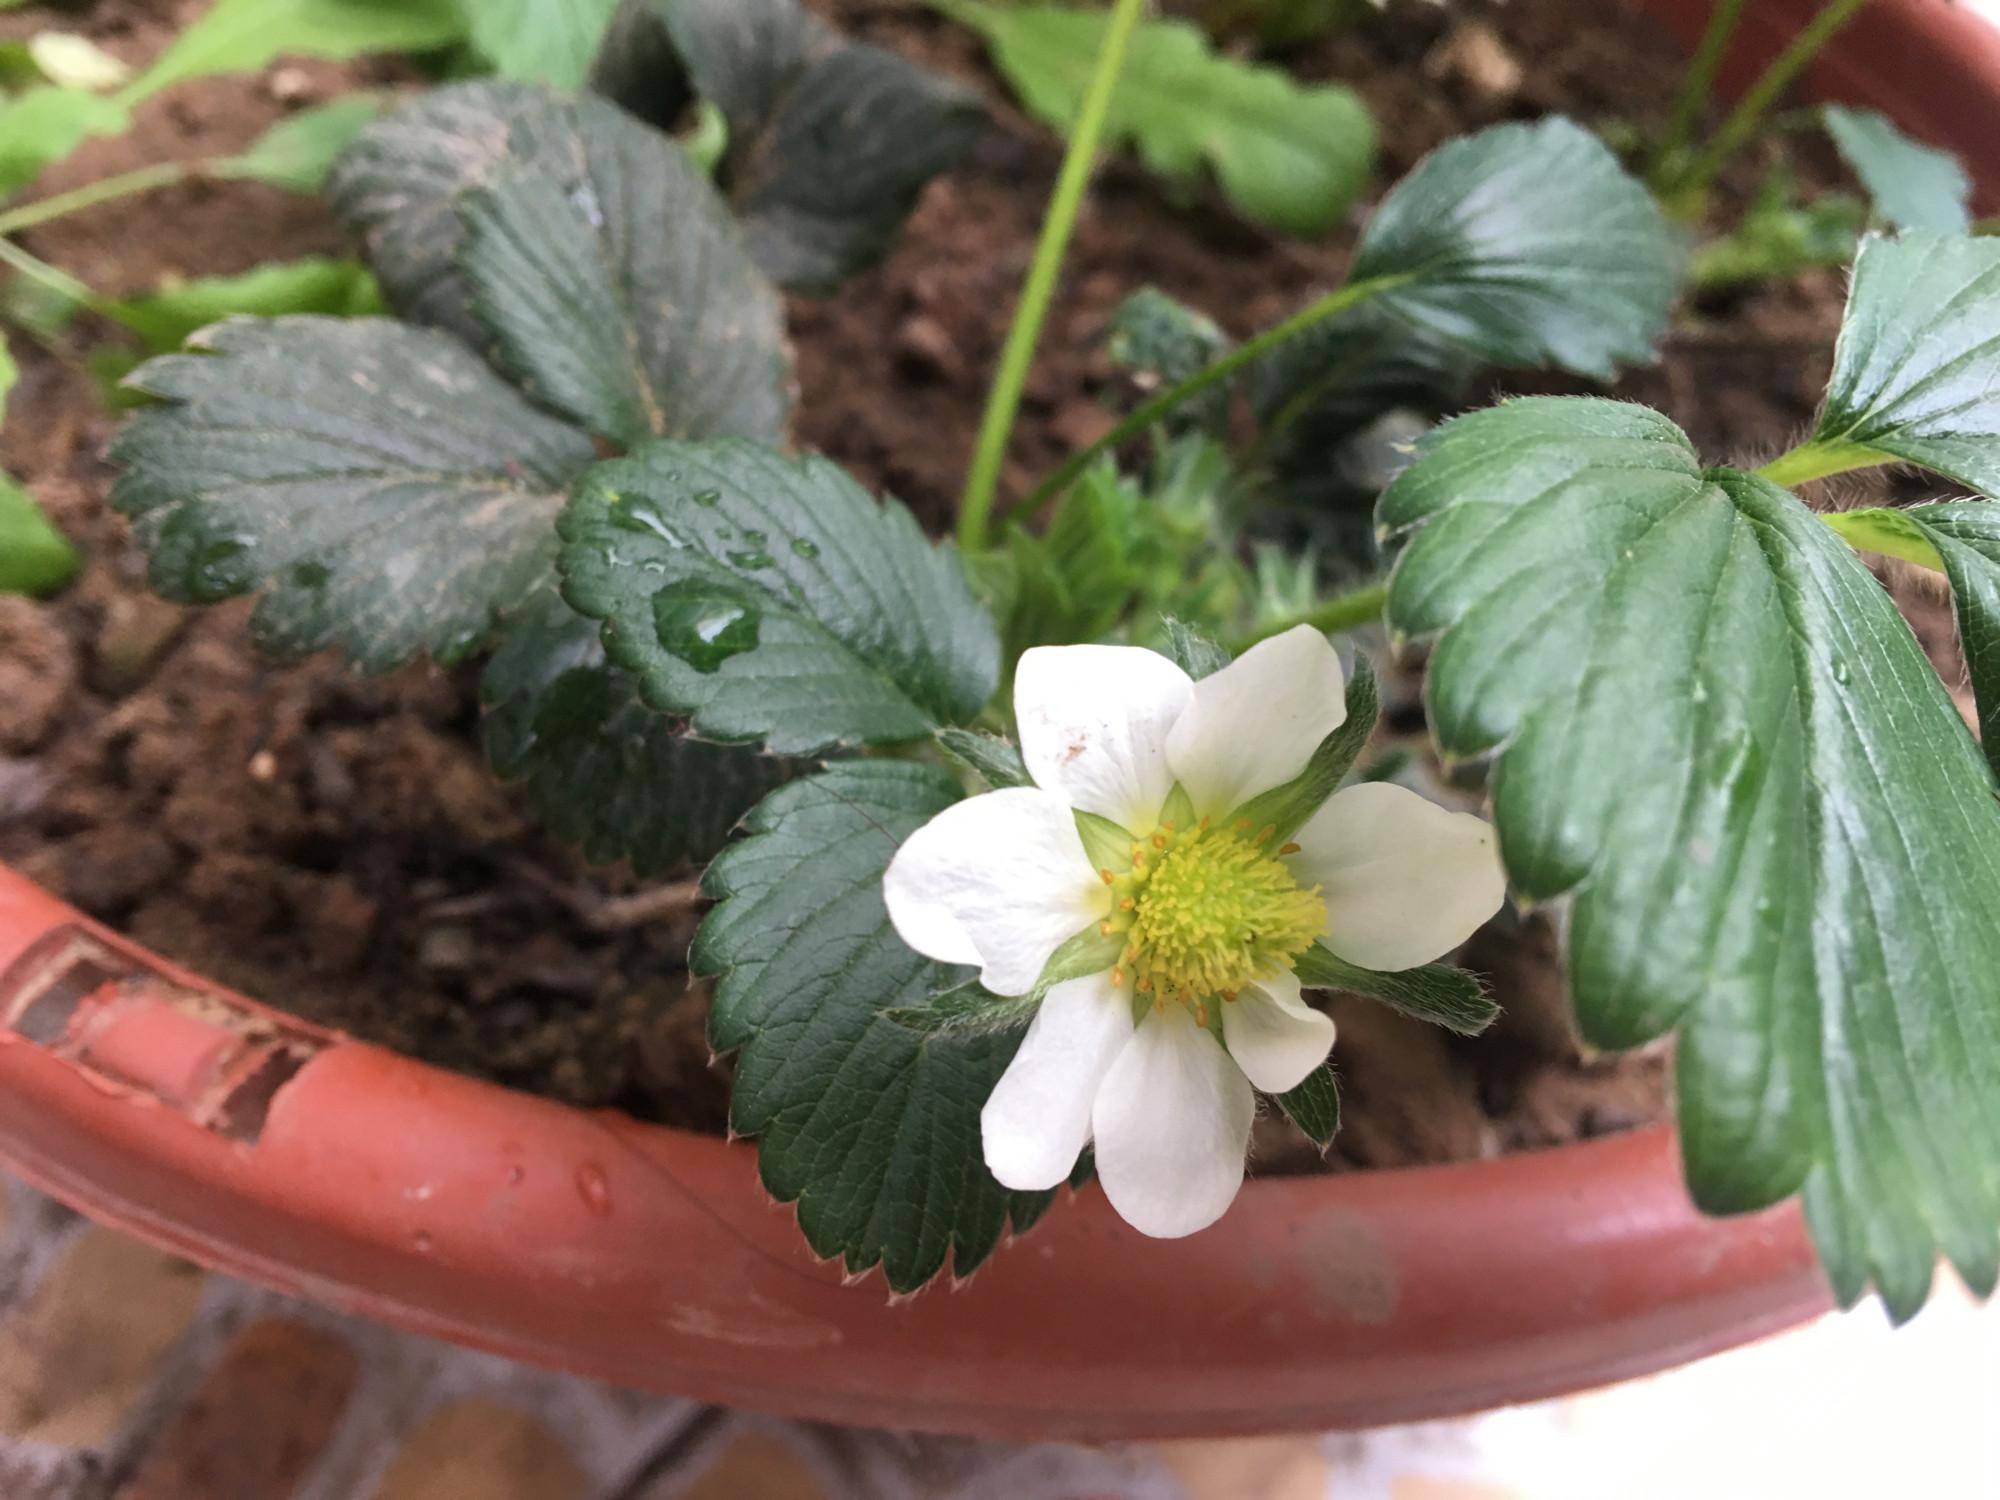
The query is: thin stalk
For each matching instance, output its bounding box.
[1006,274,1406,526]
[1655,0,1748,183]
[1756,437,1885,489]
[0,236,110,316]
[1676,0,1870,200]
[1234,579,1389,649]
[956,0,1149,551]
[0,160,196,237]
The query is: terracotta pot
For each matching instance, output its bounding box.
[1,0,1988,1441]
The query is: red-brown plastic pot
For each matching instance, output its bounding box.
[2,0,1989,1441]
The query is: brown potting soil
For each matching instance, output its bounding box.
[0,0,1955,1173]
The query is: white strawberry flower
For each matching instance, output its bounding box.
[883,626,1508,1239]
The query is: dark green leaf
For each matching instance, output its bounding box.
[1294,942,1496,1036]
[482,586,795,873]
[942,0,1373,237]
[695,760,1050,1290]
[462,0,622,87]
[219,95,386,193]
[109,316,595,672]
[1276,1065,1339,1148]
[1351,118,1677,379]
[1881,501,2000,779]
[1823,105,1971,235]
[1228,655,1378,839]
[935,727,1031,789]
[1380,395,2000,1318]
[332,81,791,446]
[1106,287,1234,435]
[560,438,1000,753]
[0,475,78,597]
[1809,231,2000,493]
[600,0,983,290]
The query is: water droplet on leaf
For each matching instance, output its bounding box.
[791,538,820,559]
[652,579,760,671]
[726,549,775,570]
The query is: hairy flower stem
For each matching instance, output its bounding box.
[1665,0,1870,210]
[1004,275,1407,527]
[955,0,1150,552]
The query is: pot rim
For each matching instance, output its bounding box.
[0,864,1829,1438]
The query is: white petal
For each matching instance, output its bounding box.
[1290,782,1508,972]
[1016,644,1193,829]
[981,972,1133,1191]
[1220,972,1335,1094]
[1165,624,1347,819]
[883,787,1106,996]
[1092,1005,1254,1238]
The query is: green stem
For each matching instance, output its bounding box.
[1675,0,1870,200]
[1006,275,1406,526]
[956,0,1149,551]
[1655,0,1748,183]
[0,160,196,238]
[1820,507,1945,573]
[0,236,109,316]
[1234,578,1389,649]
[1756,437,1886,488]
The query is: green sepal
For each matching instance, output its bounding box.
[1226,655,1379,842]
[1295,943,1498,1037]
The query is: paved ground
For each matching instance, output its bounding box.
[0,1172,1991,1499]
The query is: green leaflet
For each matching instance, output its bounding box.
[587,0,981,289]
[939,0,1374,237]
[0,475,78,598]
[1807,231,2000,494]
[108,258,383,353]
[332,81,791,447]
[460,0,622,87]
[218,95,387,194]
[1351,118,1678,380]
[694,761,1053,1290]
[559,438,1000,754]
[1276,1065,1340,1149]
[109,317,595,672]
[482,587,795,874]
[1380,395,2000,1319]
[1823,105,1970,235]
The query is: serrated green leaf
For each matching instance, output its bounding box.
[559,438,1000,754]
[1878,500,2000,780]
[122,0,467,106]
[1351,118,1677,380]
[1380,394,2000,1319]
[1294,942,1496,1036]
[695,760,1050,1290]
[1808,231,2000,493]
[109,316,595,673]
[461,0,621,87]
[331,81,790,445]
[219,95,386,193]
[1277,1064,1339,1148]
[941,0,1373,237]
[0,86,128,195]
[482,586,793,873]
[598,0,983,290]
[108,258,382,353]
[1823,105,1970,235]
[935,726,1030,790]
[0,474,79,597]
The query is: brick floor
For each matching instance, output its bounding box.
[0,1172,1991,1498]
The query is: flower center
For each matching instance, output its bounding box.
[1101,819,1324,1018]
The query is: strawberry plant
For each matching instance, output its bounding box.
[79,0,2000,1326]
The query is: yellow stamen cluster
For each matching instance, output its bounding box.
[1098,818,1324,1019]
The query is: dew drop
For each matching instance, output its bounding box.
[652,579,760,670]
[1831,659,1852,687]
[790,538,820,559]
[691,488,721,507]
[575,1162,613,1217]
[740,528,767,548]
[612,499,688,549]
[726,549,776,570]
